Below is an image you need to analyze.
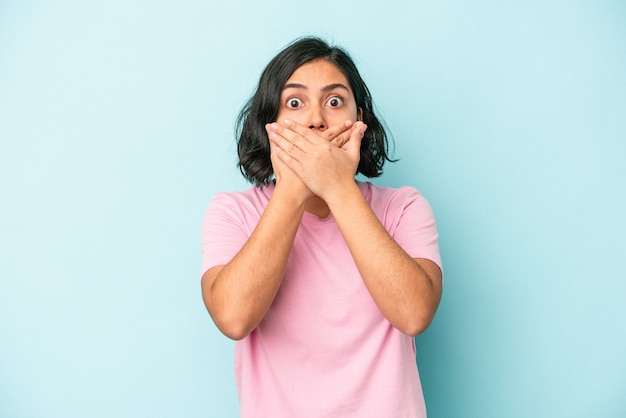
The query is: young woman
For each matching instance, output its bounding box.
[201,37,442,417]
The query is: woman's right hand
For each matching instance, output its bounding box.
[267,123,311,204]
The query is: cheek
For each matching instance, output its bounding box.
[275,110,308,126]
[344,100,359,121]
[274,107,285,123]
[342,105,359,122]
[274,106,303,124]
[328,101,359,123]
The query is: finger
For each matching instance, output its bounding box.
[268,121,315,150]
[345,122,367,155]
[280,119,327,145]
[323,120,353,142]
[272,143,303,172]
[266,123,301,151]
[330,123,358,148]
[266,123,306,161]
[281,119,354,146]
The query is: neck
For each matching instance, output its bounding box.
[305,195,330,219]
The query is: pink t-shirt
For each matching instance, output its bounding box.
[201,181,441,417]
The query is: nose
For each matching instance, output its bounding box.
[307,104,327,131]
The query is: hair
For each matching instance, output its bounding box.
[236,36,394,185]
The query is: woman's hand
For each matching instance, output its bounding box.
[266,123,311,203]
[267,119,367,201]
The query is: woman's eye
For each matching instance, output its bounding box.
[286,98,303,109]
[327,96,343,107]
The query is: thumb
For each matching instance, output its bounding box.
[345,122,367,156]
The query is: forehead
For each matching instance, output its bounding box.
[284,59,351,89]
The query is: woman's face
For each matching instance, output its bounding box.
[275,59,359,131]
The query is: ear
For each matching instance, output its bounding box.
[357,107,363,121]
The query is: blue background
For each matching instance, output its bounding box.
[1,1,625,417]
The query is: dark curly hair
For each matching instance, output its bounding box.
[236,37,394,185]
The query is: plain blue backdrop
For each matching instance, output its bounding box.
[1,1,625,417]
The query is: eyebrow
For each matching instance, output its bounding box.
[283,83,350,93]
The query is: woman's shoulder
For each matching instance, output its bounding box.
[359,181,424,203]
[359,181,434,222]
[210,183,274,211]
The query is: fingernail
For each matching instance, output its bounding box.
[284,119,292,126]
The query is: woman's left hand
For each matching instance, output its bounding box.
[267,119,367,201]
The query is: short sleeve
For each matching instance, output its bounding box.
[200,193,251,277]
[384,187,442,271]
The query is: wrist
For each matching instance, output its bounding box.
[323,179,362,210]
[273,180,311,209]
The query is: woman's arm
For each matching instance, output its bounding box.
[201,183,307,340]
[269,120,442,336]
[202,122,359,340]
[326,183,442,336]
